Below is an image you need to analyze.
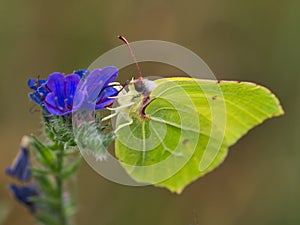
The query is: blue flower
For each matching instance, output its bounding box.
[6,146,31,182]
[8,184,39,213]
[6,137,39,213]
[28,67,119,116]
[82,66,119,110]
[27,70,88,113]
[44,73,84,115]
[27,78,50,113]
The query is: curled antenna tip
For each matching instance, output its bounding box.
[117,35,143,79]
[118,35,129,44]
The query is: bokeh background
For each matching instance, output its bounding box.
[0,0,299,225]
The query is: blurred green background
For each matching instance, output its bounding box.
[0,0,298,225]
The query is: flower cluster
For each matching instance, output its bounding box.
[6,66,121,220]
[6,136,39,213]
[28,66,119,116]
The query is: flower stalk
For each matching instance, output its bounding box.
[55,143,67,225]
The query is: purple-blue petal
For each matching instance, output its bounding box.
[28,92,44,105]
[74,69,89,78]
[72,91,85,112]
[27,78,46,90]
[37,85,49,97]
[46,73,65,92]
[29,85,48,105]
[44,93,66,115]
[9,184,39,213]
[85,67,118,102]
[44,74,82,115]
[6,147,31,182]
[95,86,118,109]
[46,72,66,108]
[95,98,115,110]
[65,74,80,107]
[27,78,38,90]
[27,77,50,115]
[99,86,119,98]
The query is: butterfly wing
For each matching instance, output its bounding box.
[115,78,284,193]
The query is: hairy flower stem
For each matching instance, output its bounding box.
[55,144,67,225]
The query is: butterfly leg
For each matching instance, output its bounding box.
[101,112,118,122]
[114,119,133,134]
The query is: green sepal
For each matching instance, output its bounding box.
[29,196,60,208]
[43,115,75,145]
[30,167,54,176]
[30,136,57,171]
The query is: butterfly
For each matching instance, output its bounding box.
[101,36,284,193]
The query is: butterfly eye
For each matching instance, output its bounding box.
[133,79,145,93]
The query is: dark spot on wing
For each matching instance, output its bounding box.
[212,95,217,100]
[182,139,189,145]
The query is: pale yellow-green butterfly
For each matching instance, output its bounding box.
[105,36,283,193]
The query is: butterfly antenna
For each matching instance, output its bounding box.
[117,80,130,93]
[118,35,143,79]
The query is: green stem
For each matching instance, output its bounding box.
[55,143,67,225]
